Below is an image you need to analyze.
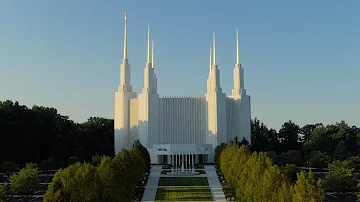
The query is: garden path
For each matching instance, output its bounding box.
[141,165,162,202]
[205,165,227,202]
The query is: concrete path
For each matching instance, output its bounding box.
[141,165,162,202]
[205,165,227,202]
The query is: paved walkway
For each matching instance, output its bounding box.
[205,165,227,202]
[141,165,162,202]
[141,165,226,202]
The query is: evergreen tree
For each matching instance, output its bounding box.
[293,171,325,202]
[332,140,350,161]
[0,184,6,202]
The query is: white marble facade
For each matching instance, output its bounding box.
[114,13,251,164]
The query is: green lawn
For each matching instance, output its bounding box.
[158,177,209,186]
[155,187,213,201]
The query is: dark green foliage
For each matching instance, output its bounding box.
[332,140,350,161]
[91,155,102,166]
[132,140,151,171]
[267,150,304,166]
[214,143,226,168]
[343,156,360,171]
[68,156,79,165]
[0,184,6,202]
[309,151,330,168]
[282,164,297,182]
[0,161,19,173]
[39,157,57,171]
[278,121,301,152]
[0,100,114,167]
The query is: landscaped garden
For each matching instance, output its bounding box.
[158,177,209,186]
[155,187,213,201]
[155,175,213,201]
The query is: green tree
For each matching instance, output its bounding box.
[278,120,301,152]
[300,123,322,143]
[274,182,294,202]
[0,161,19,173]
[132,140,150,171]
[251,118,280,152]
[286,150,303,166]
[44,162,101,202]
[309,151,329,168]
[282,164,297,182]
[293,170,325,202]
[39,157,57,171]
[91,155,102,166]
[332,140,350,161]
[68,156,79,165]
[0,184,6,202]
[9,164,40,201]
[214,143,226,168]
[343,156,360,170]
[324,160,357,196]
[0,100,115,167]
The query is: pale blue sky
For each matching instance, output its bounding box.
[0,0,359,130]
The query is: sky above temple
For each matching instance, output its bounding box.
[1,0,359,130]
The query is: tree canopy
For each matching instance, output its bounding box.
[0,100,114,168]
[216,143,324,202]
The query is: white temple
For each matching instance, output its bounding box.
[114,13,251,164]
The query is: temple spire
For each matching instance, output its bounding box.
[213,32,216,65]
[152,40,154,68]
[236,28,240,65]
[147,25,151,64]
[123,12,128,60]
[209,46,212,74]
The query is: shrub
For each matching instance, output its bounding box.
[0,161,19,173]
[40,157,57,171]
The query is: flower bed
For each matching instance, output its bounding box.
[160,169,206,175]
[161,165,171,169]
[133,169,151,201]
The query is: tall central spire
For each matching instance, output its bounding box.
[209,46,212,74]
[236,28,240,65]
[152,40,154,68]
[147,25,151,64]
[123,12,128,60]
[213,32,216,65]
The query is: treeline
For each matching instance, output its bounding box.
[0,100,114,169]
[0,141,150,202]
[216,143,325,202]
[44,144,148,202]
[251,118,360,168]
[251,118,360,198]
[2,99,359,170]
